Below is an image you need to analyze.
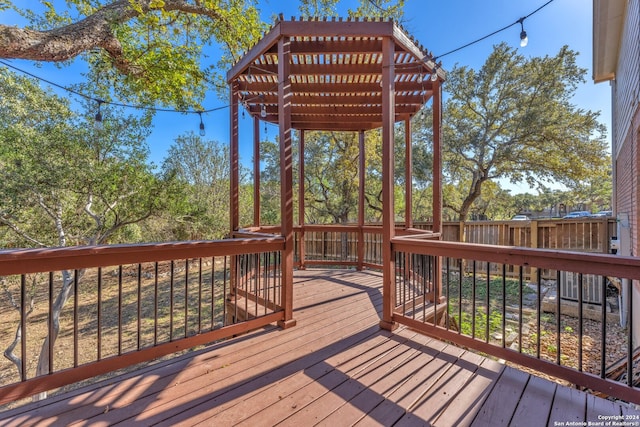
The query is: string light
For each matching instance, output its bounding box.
[0,60,229,121]
[430,65,439,82]
[432,0,553,61]
[0,0,554,126]
[198,112,205,136]
[94,99,104,128]
[517,17,528,47]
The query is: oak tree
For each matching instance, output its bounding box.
[438,43,609,221]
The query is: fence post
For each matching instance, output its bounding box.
[529,220,539,281]
[599,218,610,253]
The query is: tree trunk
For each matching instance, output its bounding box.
[33,270,76,401]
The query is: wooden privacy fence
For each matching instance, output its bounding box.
[435,218,616,253]
[292,218,616,268]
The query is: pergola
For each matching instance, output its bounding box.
[226,16,444,331]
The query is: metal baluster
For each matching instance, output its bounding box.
[556,270,561,365]
[536,269,541,359]
[20,274,27,381]
[472,260,477,339]
[198,258,203,334]
[445,258,451,330]
[501,264,506,349]
[486,262,490,343]
[137,264,142,350]
[519,266,523,353]
[73,269,78,367]
[154,262,159,345]
[170,261,174,341]
[184,258,189,338]
[49,271,55,371]
[578,273,583,371]
[118,266,123,355]
[600,275,607,377]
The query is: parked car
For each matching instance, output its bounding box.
[511,215,530,221]
[562,211,591,219]
[591,210,613,217]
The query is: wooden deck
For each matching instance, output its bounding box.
[1,269,638,426]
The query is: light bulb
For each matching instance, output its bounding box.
[94,111,103,129]
[518,18,528,48]
[520,30,528,47]
[430,71,438,82]
[94,99,104,129]
[260,104,267,118]
[198,112,205,136]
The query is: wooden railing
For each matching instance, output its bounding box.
[391,236,640,404]
[0,237,285,404]
[0,218,624,405]
[263,219,616,268]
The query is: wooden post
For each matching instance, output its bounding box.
[405,119,413,229]
[298,129,306,269]
[432,79,443,303]
[230,82,240,234]
[432,80,443,235]
[529,220,539,281]
[229,82,240,309]
[253,116,261,227]
[278,36,296,329]
[358,130,366,270]
[380,37,397,331]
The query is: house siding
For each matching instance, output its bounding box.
[610,0,640,346]
[612,0,640,159]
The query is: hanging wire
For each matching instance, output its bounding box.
[0,0,555,118]
[432,0,555,61]
[0,59,227,115]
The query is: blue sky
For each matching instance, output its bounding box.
[1,0,609,192]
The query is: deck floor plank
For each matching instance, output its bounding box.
[101,279,384,426]
[469,363,530,426]
[510,374,558,427]
[275,334,433,426]
[393,349,485,426]
[430,356,504,426]
[548,384,587,425]
[0,269,637,427]
[318,335,442,426]
[170,328,416,426]
[586,393,622,423]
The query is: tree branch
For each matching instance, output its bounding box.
[0,214,48,247]
[0,0,230,75]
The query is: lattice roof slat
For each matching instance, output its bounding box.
[228,17,444,131]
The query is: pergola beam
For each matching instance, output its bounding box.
[250,105,422,116]
[244,62,425,76]
[237,80,434,94]
[247,93,431,105]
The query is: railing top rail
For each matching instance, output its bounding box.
[0,237,285,276]
[392,237,640,280]
[395,228,440,238]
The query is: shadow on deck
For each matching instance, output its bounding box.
[0,269,637,426]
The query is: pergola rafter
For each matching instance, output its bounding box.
[227,16,444,331]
